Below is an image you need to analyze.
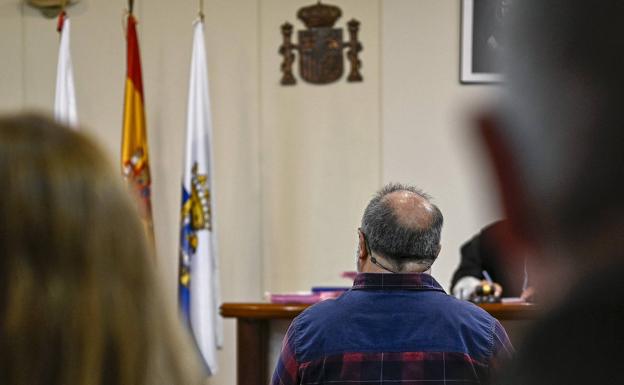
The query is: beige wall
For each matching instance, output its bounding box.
[260,0,381,293]
[382,0,501,290]
[0,0,500,384]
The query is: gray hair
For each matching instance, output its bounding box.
[360,183,443,269]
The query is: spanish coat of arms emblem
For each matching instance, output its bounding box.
[279,1,363,85]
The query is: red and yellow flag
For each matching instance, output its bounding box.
[122,14,154,240]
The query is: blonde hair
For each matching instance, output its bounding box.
[0,113,205,385]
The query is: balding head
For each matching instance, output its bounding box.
[360,184,443,270]
[385,190,438,230]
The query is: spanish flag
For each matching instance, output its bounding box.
[122,13,154,240]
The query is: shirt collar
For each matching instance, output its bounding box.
[352,272,446,292]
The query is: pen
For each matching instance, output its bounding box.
[522,259,529,292]
[482,270,493,284]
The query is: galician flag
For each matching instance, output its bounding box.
[54,11,77,128]
[179,19,222,375]
[121,13,154,240]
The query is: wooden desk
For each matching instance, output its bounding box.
[221,302,538,385]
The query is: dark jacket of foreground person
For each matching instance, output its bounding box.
[502,263,624,385]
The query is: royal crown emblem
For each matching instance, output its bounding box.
[122,148,152,219]
[181,163,212,252]
[179,163,212,288]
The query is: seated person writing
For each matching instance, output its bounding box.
[451,220,534,301]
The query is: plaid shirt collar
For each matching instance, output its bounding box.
[352,272,446,292]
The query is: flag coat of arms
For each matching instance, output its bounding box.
[54,12,78,128]
[122,14,154,238]
[179,19,222,375]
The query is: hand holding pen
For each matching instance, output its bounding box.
[481,270,503,298]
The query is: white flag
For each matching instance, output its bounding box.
[54,14,78,128]
[178,19,222,375]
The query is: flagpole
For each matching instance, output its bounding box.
[128,0,134,14]
[198,0,204,21]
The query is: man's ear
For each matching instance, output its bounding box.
[478,112,530,240]
[357,229,368,261]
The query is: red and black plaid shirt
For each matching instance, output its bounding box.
[271,273,513,385]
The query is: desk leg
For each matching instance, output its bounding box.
[237,318,269,385]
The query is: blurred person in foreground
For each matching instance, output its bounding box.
[0,113,205,385]
[479,1,624,383]
[271,184,513,385]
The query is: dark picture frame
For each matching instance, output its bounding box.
[461,0,507,83]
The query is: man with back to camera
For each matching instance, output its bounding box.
[271,183,513,385]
